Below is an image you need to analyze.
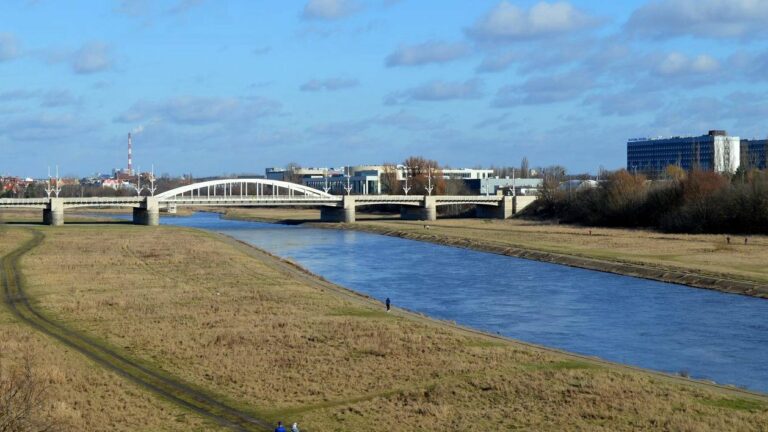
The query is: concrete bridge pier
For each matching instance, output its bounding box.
[475,195,514,219]
[400,197,436,221]
[320,196,356,223]
[43,198,64,226]
[133,197,160,226]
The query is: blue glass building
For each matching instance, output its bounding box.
[627,130,740,176]
[740,139,768,170]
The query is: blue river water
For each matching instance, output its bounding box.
[157,212,768,393]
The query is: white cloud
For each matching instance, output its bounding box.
[300,77,359,92]
[116,0,150,17]
[168,0,205,15]
[385,41,470,67]
[476,51,522,73]
[115,96,282,125]
[626,0,768,39]
[385,79,483,104]
[493,70,594,106]
[71,43,113,74]
[302,0,361,20]
[655,52,720,76]
[467,1,599,42]
[0,33,20,61]
[0,114,99,142]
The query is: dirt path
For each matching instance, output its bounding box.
[0,229,272,432]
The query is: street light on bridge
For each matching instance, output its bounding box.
[403,165,415,195]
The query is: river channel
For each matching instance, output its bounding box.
[158,212,768,393]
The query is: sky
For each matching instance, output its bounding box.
[2,0,768,177]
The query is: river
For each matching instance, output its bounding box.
[158,212,768,393]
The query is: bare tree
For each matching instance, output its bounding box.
[0,356,55,432]
[284,162,303,184]
[379,163,399,194]
[520,157,530,178]
[402,156,445,195]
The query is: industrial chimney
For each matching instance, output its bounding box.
[127,133,133,175]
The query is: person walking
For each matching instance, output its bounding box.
[291,423,300,432]
[385,297,391,312]
[275,421,286,432]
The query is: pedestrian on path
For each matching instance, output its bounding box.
[386,297,391,312]
[292,423,300,432]
[275,421,286,432]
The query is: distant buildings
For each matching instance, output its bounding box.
[442,168,493,180]
[266,166,392,195]
[627,130,741,176]
[740,139,768,170]
[265,165,541,196]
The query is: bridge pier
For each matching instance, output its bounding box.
[133,197,159,226]
[475,195,514,219]
[42,198,64,226]
[400,197,436,221]
[320,196,356,223]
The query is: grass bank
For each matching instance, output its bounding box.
[1,213,767,430]
[219,208,768,299]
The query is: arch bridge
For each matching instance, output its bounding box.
[0,178,533,226]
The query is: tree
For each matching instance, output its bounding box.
[379,164,399,194]
[0,356,55,432]
[284,162,302,184]
[520,157,530,178]
[402,156,445,195]
[665,164,686,182]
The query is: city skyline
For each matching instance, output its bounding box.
[3,0,768,177]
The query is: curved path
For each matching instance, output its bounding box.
[0,229,272,432]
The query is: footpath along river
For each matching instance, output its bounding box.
[158,212,768,393]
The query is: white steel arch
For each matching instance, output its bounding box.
[155,178,335,201]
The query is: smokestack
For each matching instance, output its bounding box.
[128,133,133,175]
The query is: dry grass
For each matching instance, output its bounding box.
[0,227,219,431]
[224,207,768,285]
[1,220,764,431]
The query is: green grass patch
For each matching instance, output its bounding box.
[700,397,766,412]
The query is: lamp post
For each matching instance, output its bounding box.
[343,166,353,195]
[148,164,157,196]
[425,166,434,196]
[402,166,411,195]
[511,167,516,198]
[322,168,331,194]
[134,167,147,196]
[45,166,62,198]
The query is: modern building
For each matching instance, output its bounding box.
[267,165,525,195]
[627,130,740,176]
[740,139,768,170]
[465,177,542,195]
[267,165,401,195]
[441,168,494,180]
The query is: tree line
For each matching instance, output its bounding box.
[523,167,768,234]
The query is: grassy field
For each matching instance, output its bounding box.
[0,212,767,430]
[0,226,218,431]
[222,207,768,286]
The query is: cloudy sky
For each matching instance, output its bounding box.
[3,0,768,177]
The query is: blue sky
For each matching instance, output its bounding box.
[2,0,768,177]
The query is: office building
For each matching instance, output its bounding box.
[740,139,768,170]
[627,130,740,176]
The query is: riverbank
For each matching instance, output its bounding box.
[219,208,768,299]
[2,219,767,430]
